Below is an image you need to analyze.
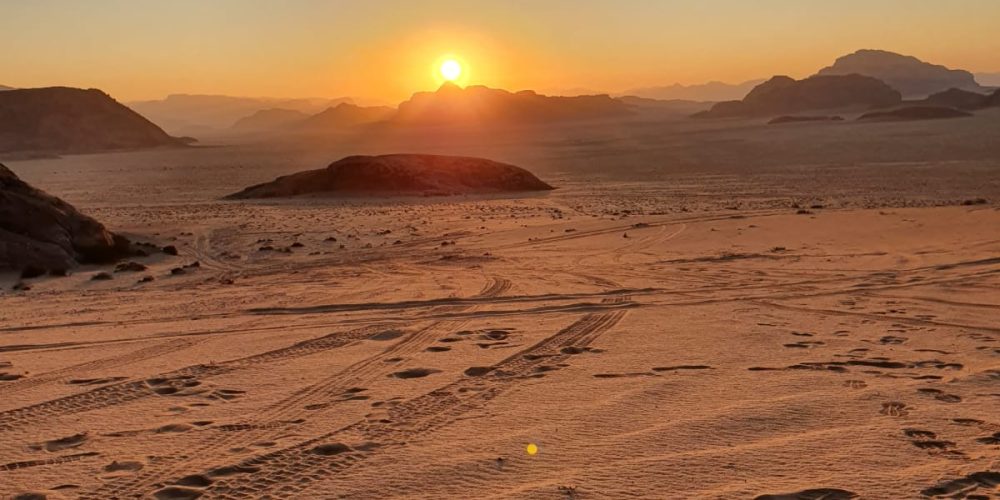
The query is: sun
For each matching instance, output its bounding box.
[440,59,462,82]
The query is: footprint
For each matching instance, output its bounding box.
[920,471,1000,498]
[934,394,962,404]
[153,486,204,500]
[783,341,825,349]
[652,365,713,372]
[879,335,907,344]
[464,366,495,377]
[952,418,985,426]
[880,401,909,417]
[174,474,213,487]
[69,377,128,385]
[369,330,406,341]
[975,432,1000,445]
[753,488,857,499]
[390,368,441,379]
[103,460,144,473]
[32,432,88,452]
[310,443,352,456]
[911,440,956,450]
[156,423,193,433]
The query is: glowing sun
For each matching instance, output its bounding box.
[440,59,462,82]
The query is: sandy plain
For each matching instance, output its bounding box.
[1,111,999,499]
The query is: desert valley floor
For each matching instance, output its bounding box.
[2,115,1000,499]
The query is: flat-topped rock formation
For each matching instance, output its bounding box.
[225,154,554,199]
[693,75,901,119]
[0,163,132,272]
[817,49,986,98]
[0,87,184,154]
[857,106,972,122]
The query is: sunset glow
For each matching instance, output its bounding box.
[3,1,999,102]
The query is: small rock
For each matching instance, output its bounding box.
[115,261,148,273]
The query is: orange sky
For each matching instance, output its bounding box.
[3,1,999,103]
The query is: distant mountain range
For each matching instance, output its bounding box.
[816,49,987,98]
[0,87,184,155]
[976,72,1000,87]
[624,80,765,102]
[392,82,631,125]
[231,103,395,133]
[128,94,354,135]
[0,85,14,91]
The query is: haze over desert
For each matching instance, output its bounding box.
[1,2,999,499]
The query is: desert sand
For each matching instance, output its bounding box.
[1,112,999,499]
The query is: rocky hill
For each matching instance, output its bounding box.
[225,154,554,199]
[0,87,183,154]
[694,75,901,119]
[1,163,133,272]
[816,49,986,98]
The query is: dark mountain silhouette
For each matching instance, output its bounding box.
[225,154,554,199]
[817,49,986,98]
[1,163,132,272]
[857,106,972,122]
[129,94,353,135]
[231,108,311,131]
[392,83,631,126]
[295,103,394,131]
[624,79,765,102]
[0,87,184,154]
[693,75,901,119]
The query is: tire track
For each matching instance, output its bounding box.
[0,325,387,432]
[82,276,513,496]
[136,303,627,499]
[0,451,101,472]
[0,338,205,395]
